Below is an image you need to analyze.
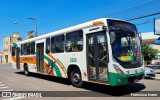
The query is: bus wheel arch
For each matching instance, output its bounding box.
[23,62,29,76]
[67,64,83,87]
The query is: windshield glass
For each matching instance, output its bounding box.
[107,19,143,68]
[112,30,142,62]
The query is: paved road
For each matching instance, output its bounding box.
[0,64,160,100]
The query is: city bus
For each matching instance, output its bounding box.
[11,18,144,87]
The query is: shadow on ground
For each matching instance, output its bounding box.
[144,77,155,80]
[82,82,146,96]
[15,71,146,96]
[15,71,70,85]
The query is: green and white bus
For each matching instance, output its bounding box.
[12,18,144,87]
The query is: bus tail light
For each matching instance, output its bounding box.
[93,21,104,25]
[113,64,124,75]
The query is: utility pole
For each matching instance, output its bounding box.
[27,18,38,37]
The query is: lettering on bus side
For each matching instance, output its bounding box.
[22,58,33,62]
[70,58,77,62]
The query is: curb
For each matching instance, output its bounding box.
[154,75,160,80]
[155,77,160,80]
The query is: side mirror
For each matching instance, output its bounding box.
[110,31,116,44]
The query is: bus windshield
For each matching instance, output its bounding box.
[112,30,142,62]
[107,19,143,65]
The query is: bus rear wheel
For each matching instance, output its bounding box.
[24,64,29,76]
[70,69,83,87]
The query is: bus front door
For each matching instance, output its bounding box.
[36,43,44,73]
[16,48,20,69]
[87,31,108,83]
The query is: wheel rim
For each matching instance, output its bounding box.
[73,73,80,83]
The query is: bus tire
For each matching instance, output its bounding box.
[24,64,29,76]
[70,69,83,87]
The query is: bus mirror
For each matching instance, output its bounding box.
[110,31,116,44]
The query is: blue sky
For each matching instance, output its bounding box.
[0,0,160,51]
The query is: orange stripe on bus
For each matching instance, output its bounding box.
[12,56,36,64]
[44,61,55,76]
[47,54,67,77]
[12,56,16,62]
[44,61,47,69]
[19,56,36,64]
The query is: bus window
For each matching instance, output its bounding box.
[23,43,30,55]
[46,38,50,54]
[12,47,15,56]
[31,42,35,55]
[66,30,83,52]
[97,34,107,66]
[51,34,64,53]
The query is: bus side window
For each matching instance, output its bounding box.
[12,47,15,56]
[23,43,31,55]
[31,42,35,55]
[66,30,83,52]
[46,38,50,54]
[51,35,64,53]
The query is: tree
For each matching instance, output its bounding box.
[142,44,158,65]
[28,34,35,39]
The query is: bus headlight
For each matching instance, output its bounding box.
[113,64,125,75]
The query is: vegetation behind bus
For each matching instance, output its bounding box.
[142,44,158,65]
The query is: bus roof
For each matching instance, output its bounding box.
[16,18,128,45]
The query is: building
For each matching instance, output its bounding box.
[0,52,3,63]
[141,32,159,44]
[2,32,25,63]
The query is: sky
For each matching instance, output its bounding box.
[0,0,160,51]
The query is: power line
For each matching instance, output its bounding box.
[136,20,153,26]
[127,12,160,21]
[117,1,160,20]
[48,0,160,32]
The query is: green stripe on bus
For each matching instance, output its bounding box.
[109,72,144,86]
[13,43,18,48]
[109,72,128,86]
[57,59,67,72]
[44,55,62,77]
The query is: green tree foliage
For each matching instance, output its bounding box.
[142,44,158,65]
[28,34,35,39]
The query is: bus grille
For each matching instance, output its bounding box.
[128,74,144,83]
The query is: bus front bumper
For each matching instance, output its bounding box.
[109,72,144,86]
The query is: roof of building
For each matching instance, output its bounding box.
[141,32,160,44]
[141,32,159,40]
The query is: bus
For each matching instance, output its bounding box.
[11,18,144,87]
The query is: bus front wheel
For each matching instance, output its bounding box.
[70,69,83,87]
